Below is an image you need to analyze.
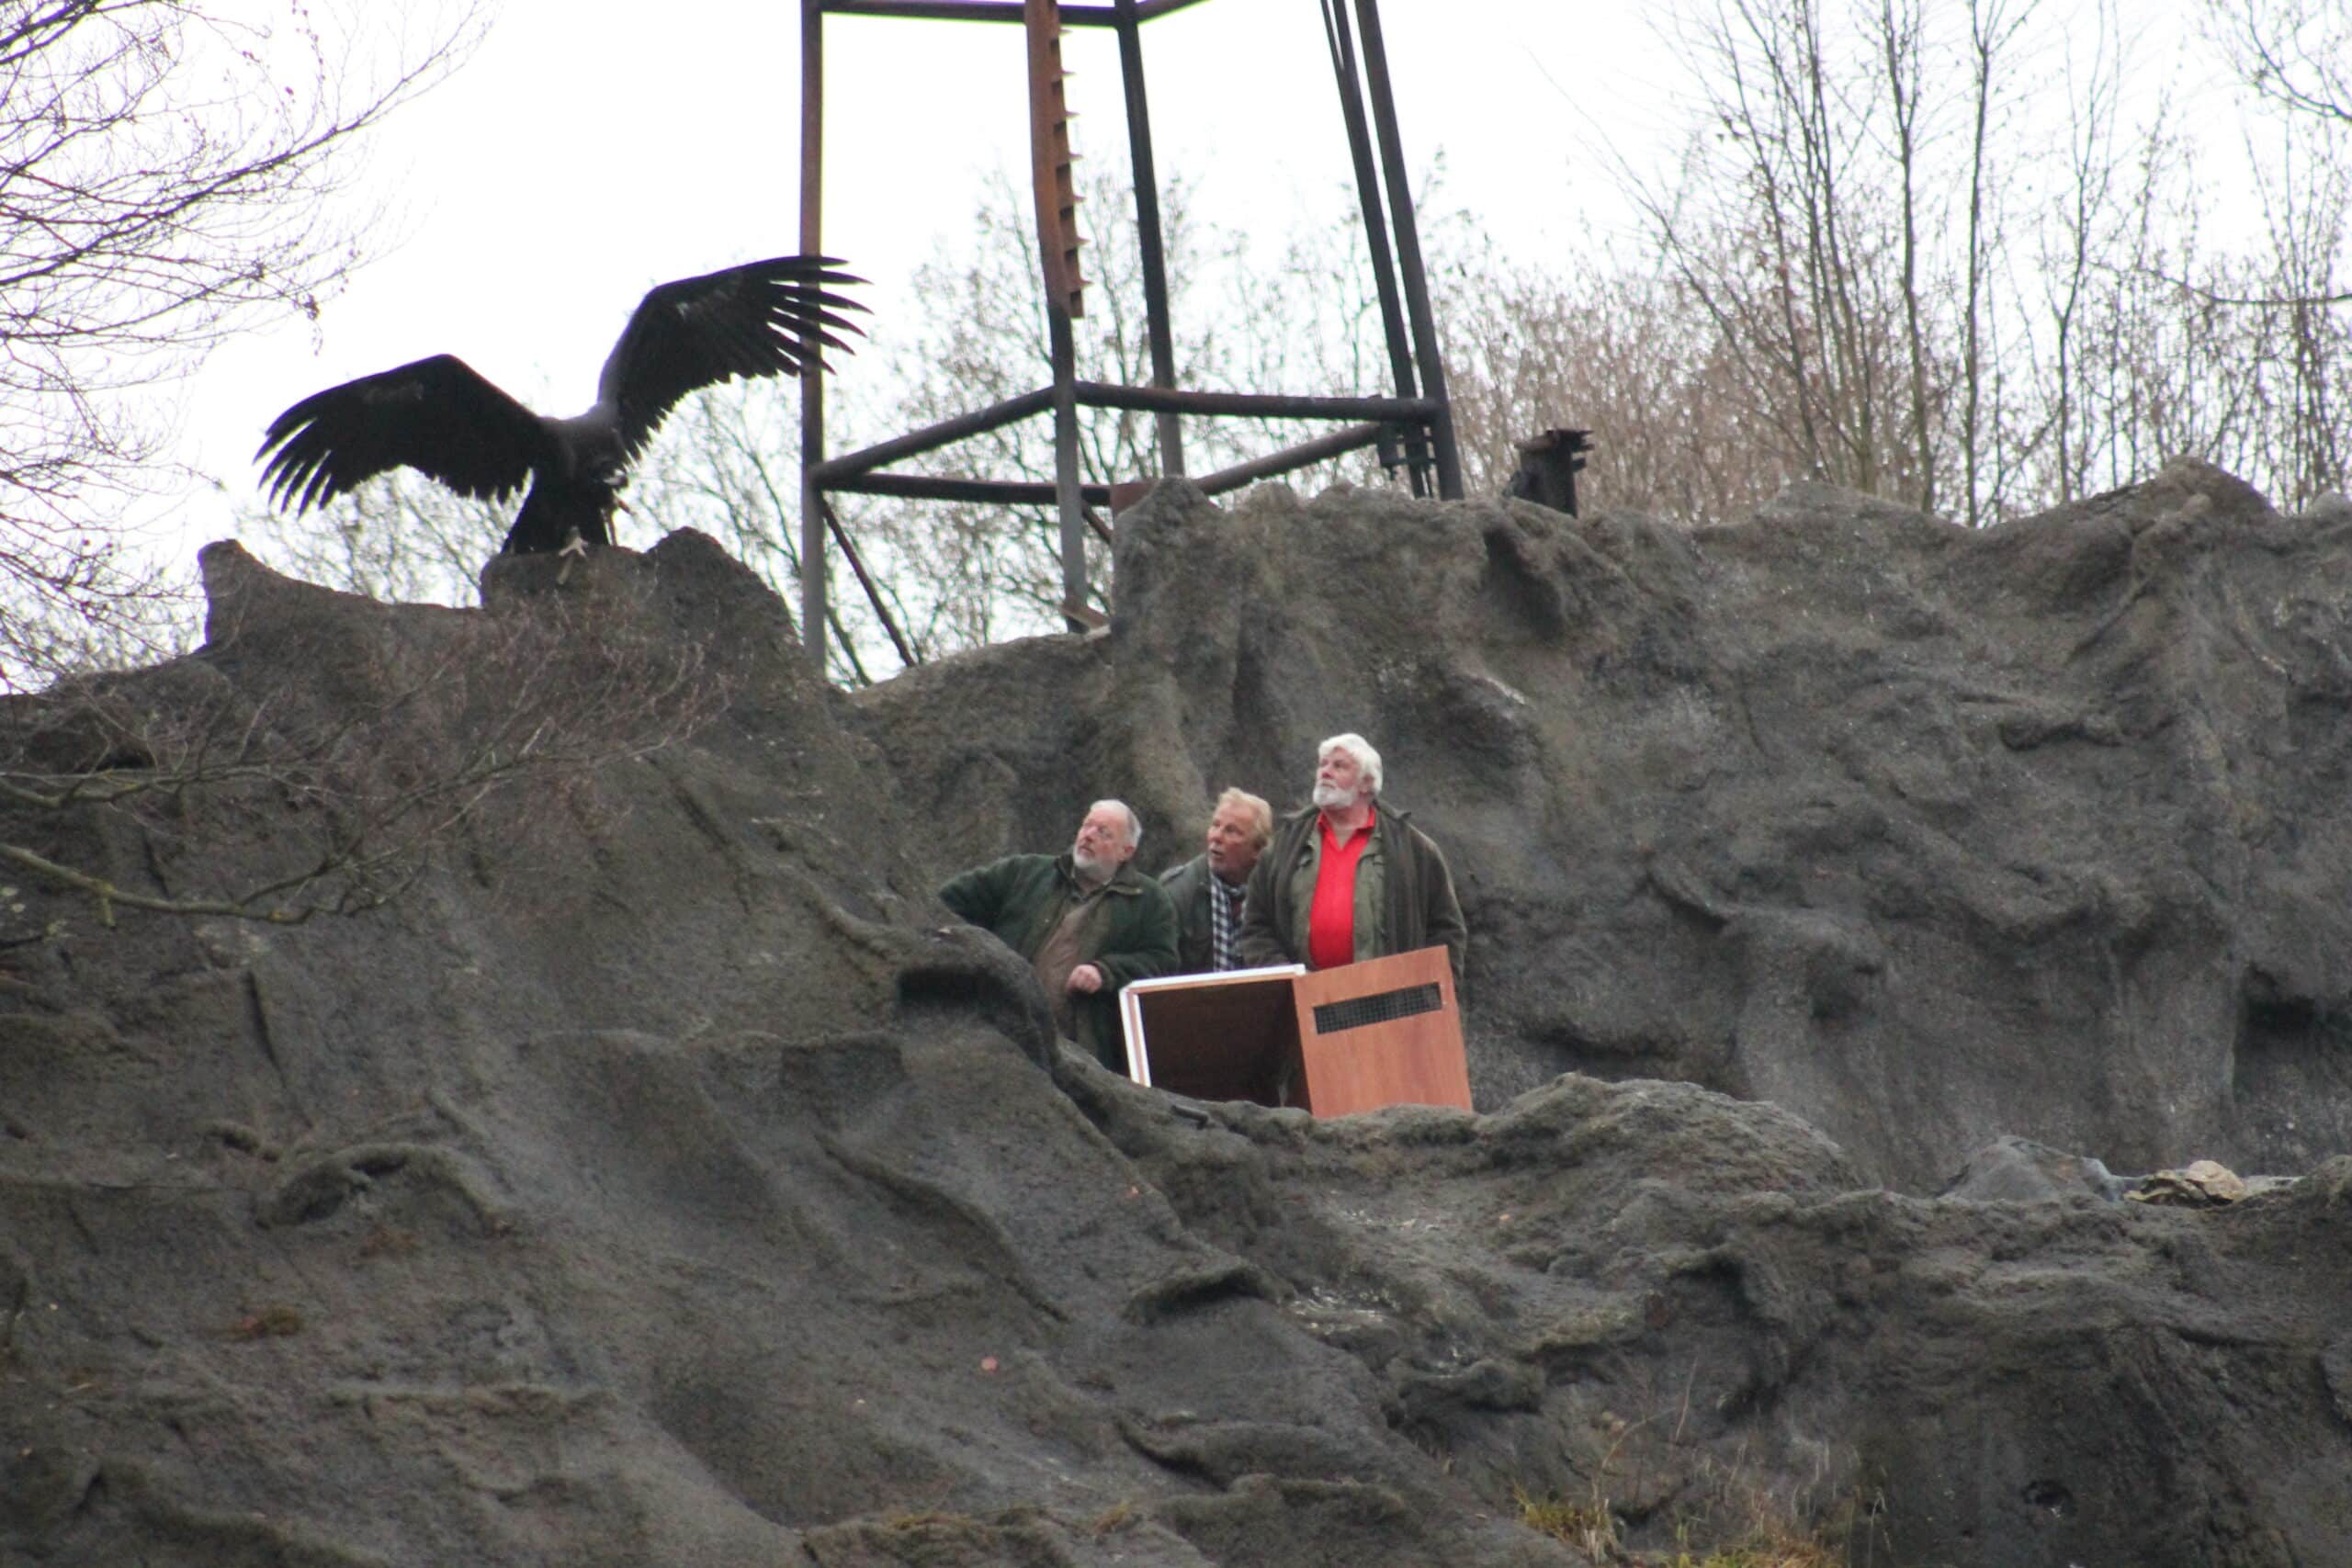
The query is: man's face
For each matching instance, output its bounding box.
[1204,803,1262,883]
[1313,747,1369,809]
[1072,805,1137,871]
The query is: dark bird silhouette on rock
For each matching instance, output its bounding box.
[1504,427,1594,516]
[257,255,865,558]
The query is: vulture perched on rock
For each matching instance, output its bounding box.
[257,255,865,557]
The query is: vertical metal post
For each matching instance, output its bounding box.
[1047,299,1088,626]
[797,0,831,671]
[1114,0,1183,479]
[1351,0,1463,500]
[1320,0,1426,496]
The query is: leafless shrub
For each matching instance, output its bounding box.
[0,591,729,931]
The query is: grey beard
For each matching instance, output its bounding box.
[1071,846,1113,885]
[1312,782,1357,810]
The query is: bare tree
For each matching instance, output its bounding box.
[2027,0,2130,503]
[1955,0,2037,528]
[1623,0,1944,511]
[1,0,482,689]
[1876,0,1939,514]
[1594,0,2352,529]
[2237,130,2351,503]
[2208,0,2352,130]
[2184,0,2352,503]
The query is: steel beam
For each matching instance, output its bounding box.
[810,388,1057,482]
[826,474,1114,505]
[1351,0,1462,499]
[818,0,1211,19]
[798,0,830,671]
[820,0,1125,23]
[1320,0,1428,494]
[1114,0,1183,477]
[819,500,918,667]
[1071,381,1438,423]
[1192,422,1393,495]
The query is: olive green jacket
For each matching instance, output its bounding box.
[1238,804,1466,985]
[938,852,1179,1068]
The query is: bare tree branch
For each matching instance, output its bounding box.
[2133,271,2352,310]
[0,0,485,689]
[2205,0,2352,130]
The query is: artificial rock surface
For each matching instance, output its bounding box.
[863,463,2352,1190]
[2,465,2349,1567]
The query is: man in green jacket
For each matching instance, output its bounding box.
[938,799,1180,1071]
[1239,734,1466,986]
[1159,786,1274,975]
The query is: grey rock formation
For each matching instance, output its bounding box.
[3,467,2349,1566]
[1939,1134,2127,1202]
[865,460,2352,1191]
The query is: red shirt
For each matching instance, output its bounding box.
[1307,807,1376,971]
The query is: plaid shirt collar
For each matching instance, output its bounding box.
[1206,868,1247,971]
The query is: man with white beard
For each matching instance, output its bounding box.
[937,799,1180,1069]
[1239,734,1466,986]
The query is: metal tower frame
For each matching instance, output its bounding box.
[797,0,1462,671]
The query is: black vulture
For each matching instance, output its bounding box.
[256,255,865,557]
[1503,427,1594,516]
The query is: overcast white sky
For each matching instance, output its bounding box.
[175,0,2242,561]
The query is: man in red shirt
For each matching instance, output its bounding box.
[1238,733,1466,985]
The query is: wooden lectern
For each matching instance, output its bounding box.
[1117,946,1470,1117]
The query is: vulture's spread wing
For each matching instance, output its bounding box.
[257,355,548,516]
[597,255,866,461]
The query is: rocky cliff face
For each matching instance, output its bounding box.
[4,467,2350,1568]
[865,463,2352,1190]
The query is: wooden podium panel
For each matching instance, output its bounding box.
[1121,964,1303,1105]
[1119,947,1468,1116]
[1289,946,1470,1116]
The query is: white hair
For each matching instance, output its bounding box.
[1317,733,1383,796]
[1090,798,1143,849]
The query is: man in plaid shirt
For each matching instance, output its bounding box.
[1159,787,1273,975]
